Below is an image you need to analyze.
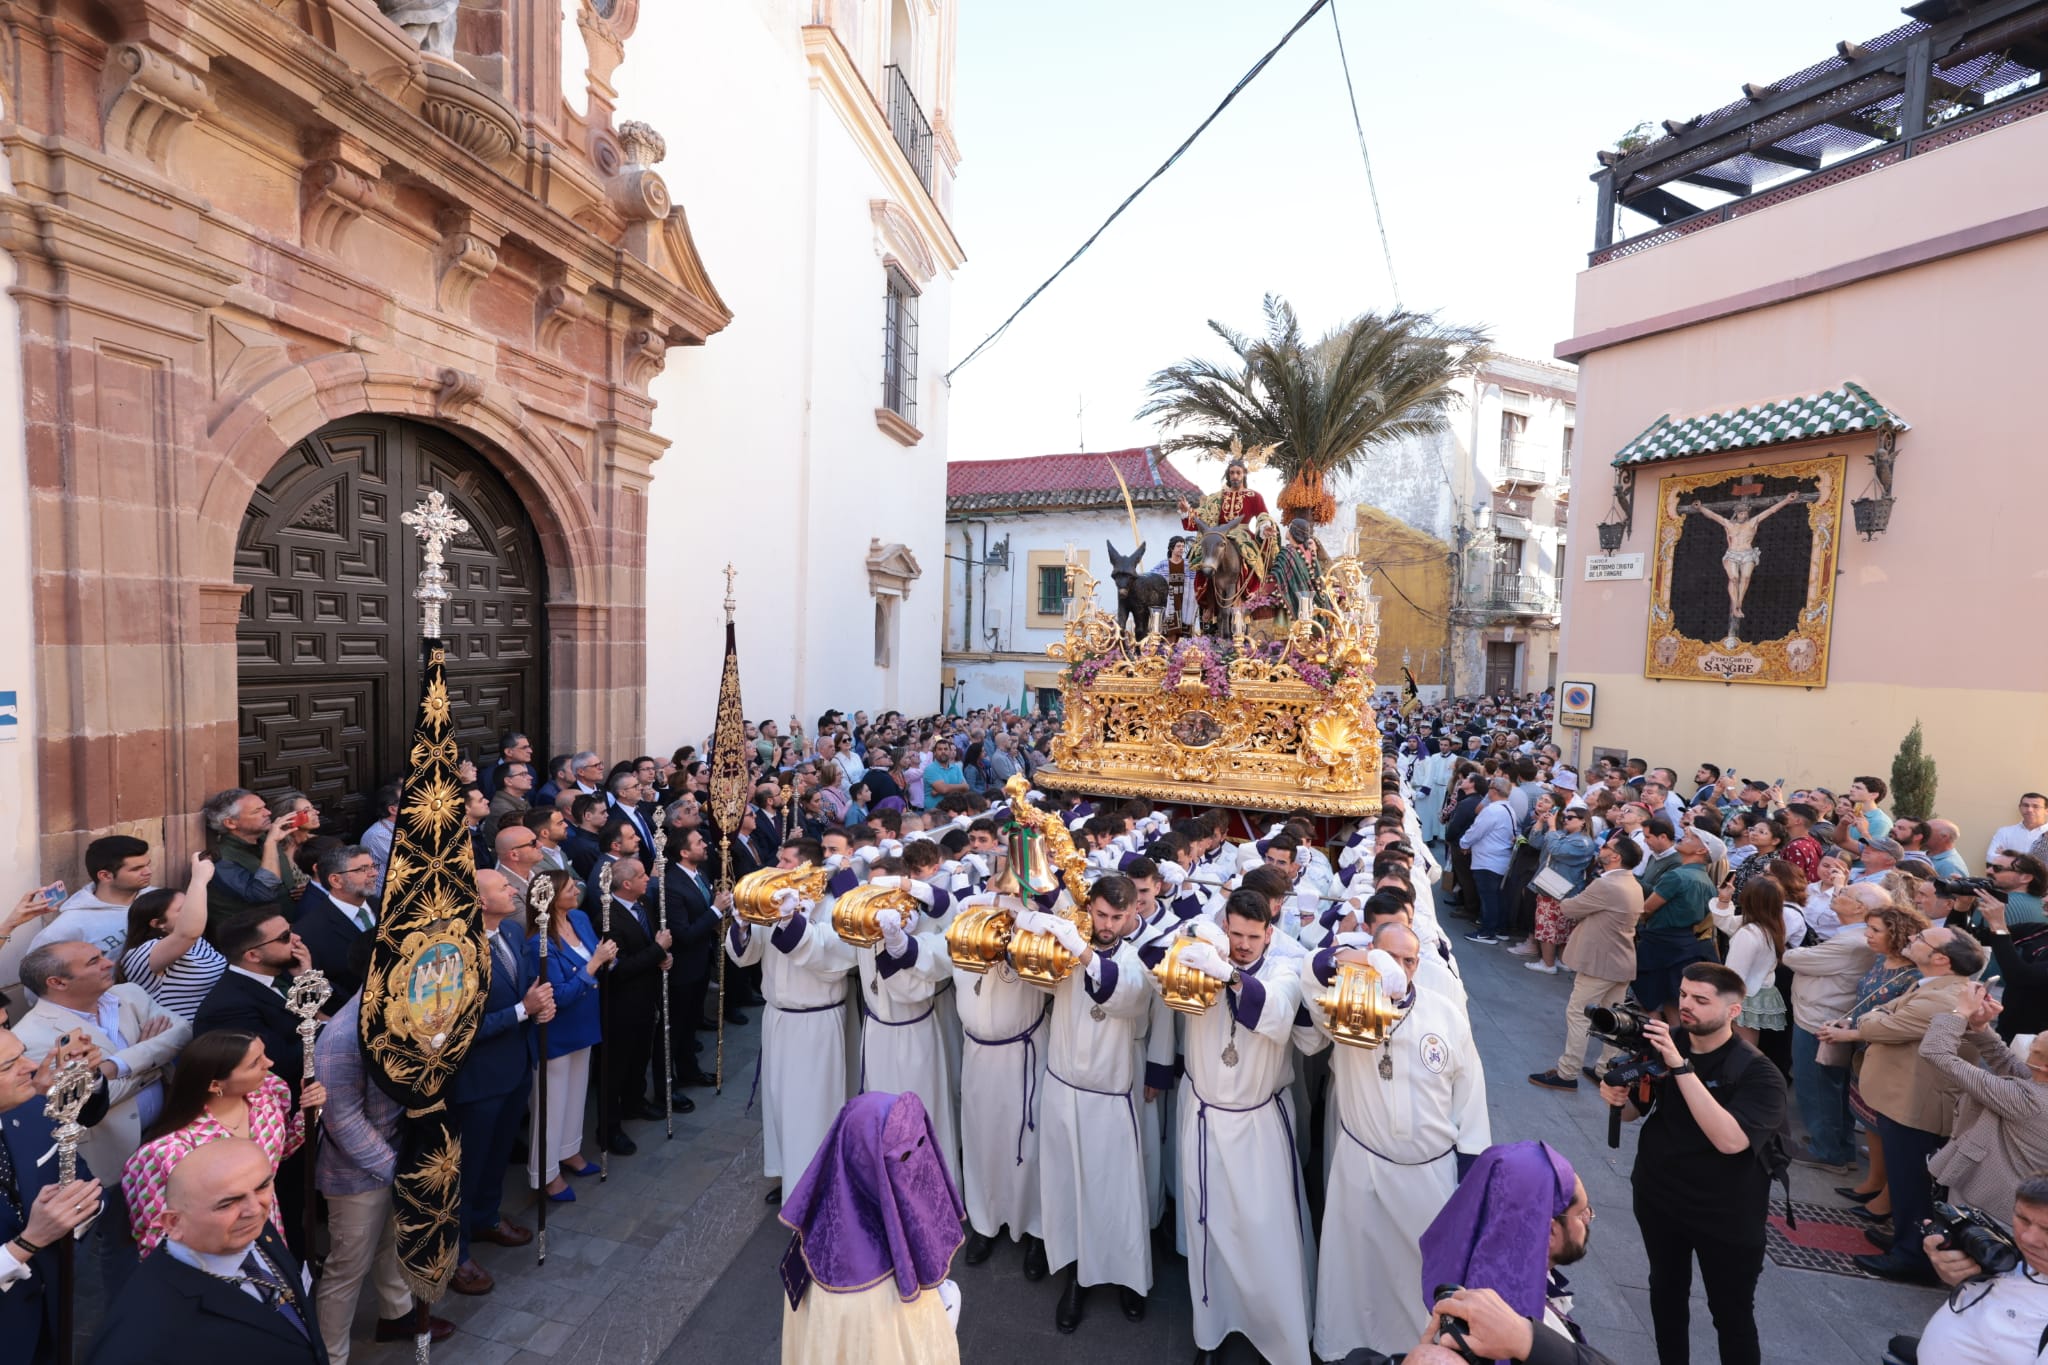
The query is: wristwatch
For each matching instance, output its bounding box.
[1669,1061,1695,1077]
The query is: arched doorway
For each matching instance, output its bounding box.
[234,417,547,832]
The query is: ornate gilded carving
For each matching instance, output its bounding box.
[102,44,215,171]
[302,160,379,255]
[1643,454,1846,687]
[1035,558,1383,816]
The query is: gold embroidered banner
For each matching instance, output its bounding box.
[359,643,487,1300]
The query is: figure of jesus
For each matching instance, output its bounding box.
[1682,492,1799,630]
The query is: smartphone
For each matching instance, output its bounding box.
[40,880,64,910]
[1773,777,1785,790]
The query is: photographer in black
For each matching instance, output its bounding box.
[1895,1173,2048,1361]
[1599,962,1786,1365]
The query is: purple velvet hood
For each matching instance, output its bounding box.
[778,1091,965,1306]
[1418,1140,1578,1326]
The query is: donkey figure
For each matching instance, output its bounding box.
[1105,540,1170,635]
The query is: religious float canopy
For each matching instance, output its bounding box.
[1615,383,1907,688]
[1030,554,1384,816]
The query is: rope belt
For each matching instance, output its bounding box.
[859,997,938,1091]
[1187,1081,1300,1307]
[1045,1066,1141,1164]
[964,1006,1052,1164]
[1338,1117,1454,1168]
[749,999,849,1114]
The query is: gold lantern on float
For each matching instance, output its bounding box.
[1151,934,1229,1015]
[945,899,1016,973]
[733,862,830,927]
[831,881,922,948]
[997,776,1096,986]
[1314,959,1405,1048]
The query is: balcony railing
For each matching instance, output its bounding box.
[1484,573,1558,616]
[884,64,934,192]
[1495,443,1548,487]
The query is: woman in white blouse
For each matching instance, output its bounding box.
[1711,876,1791,1045]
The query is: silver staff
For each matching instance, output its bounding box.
[45,1058,96,1365]
[528,875,555,1266]
[596,858,614,1183]
[651,814,674,1141]
[283,970,332,1258]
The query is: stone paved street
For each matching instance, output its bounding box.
[336,931,1947,1364]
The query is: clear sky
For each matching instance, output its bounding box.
[944,0,1888,473]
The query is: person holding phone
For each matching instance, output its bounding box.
[29,834,156,962]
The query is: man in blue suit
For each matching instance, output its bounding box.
[0,1026,110,1365]
[445,868,553,1298]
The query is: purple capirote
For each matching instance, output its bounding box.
[778,1091,965,1307]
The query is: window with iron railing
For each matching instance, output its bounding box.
[883,64,934,192]
[883,266,919,425]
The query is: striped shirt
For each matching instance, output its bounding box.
[120,938,229,1023]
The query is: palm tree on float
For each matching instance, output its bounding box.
[1138,294,1494,524]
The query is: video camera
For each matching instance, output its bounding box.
[1924,1201,2021,1276]
[1933,875,2005,902]
[1586,1002,1670,1148]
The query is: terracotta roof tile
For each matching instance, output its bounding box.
[946,447,1201,511]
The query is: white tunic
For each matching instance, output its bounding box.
[861,925,963,1185]
[952,948,1049,1242]
[727,910,856,1182]
[1031,939,1154,1292]
[1303,962,1490,1358]
[1176,953,1315,1365]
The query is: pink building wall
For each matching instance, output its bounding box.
[1555,107,2048,861]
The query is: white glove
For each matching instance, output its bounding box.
[771,888,804,921]
[854,844,883,866]
[824,854,845,873]
[1332,930,1372,950]
[1044,915,1087,957]
[1013,909,1054,937]
[889,875,935,908]
[1181,941,1234,982]
[1366,947,1409,999]
[877,907,909,956]
[937,1279,961,1331]
[1187,919,1229,953]
[880,838,905,857]
[1157,859,1187,889]
[962,853,991,880]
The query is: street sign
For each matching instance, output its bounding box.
[1558,681,1595,729]
[1584,553,1645,581]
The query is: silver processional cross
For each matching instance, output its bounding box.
[402,490,472,637]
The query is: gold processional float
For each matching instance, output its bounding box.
[948,552,1403,1043]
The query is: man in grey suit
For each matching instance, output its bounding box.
[1528,836,1645,1091]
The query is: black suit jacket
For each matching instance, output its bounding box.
[597,891,666,1022]
[563,829,601,881]
[661,862,720,988]
[293,895,369,1006]
[88,1222,325,1364]
[2,1092,106,1363]
[749,807,783,867]
[194,971,304,1095]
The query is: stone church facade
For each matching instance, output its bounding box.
[2,0,730,876]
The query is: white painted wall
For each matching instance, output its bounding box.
[620,0,957,747]
[943,503,1185,709]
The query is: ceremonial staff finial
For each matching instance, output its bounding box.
[403,490,471,637]
[723,562,738,623]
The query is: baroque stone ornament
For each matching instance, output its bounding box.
[1034,556,1383,816]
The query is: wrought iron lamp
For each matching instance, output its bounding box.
[1849,428,1900,540]
[1595,468,1635,552]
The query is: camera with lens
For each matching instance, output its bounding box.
[1933,875,2005,902]
[1923,1201,2020,1276]
[1428,1285,1485,1365]
[1586,1003,1670,1148]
